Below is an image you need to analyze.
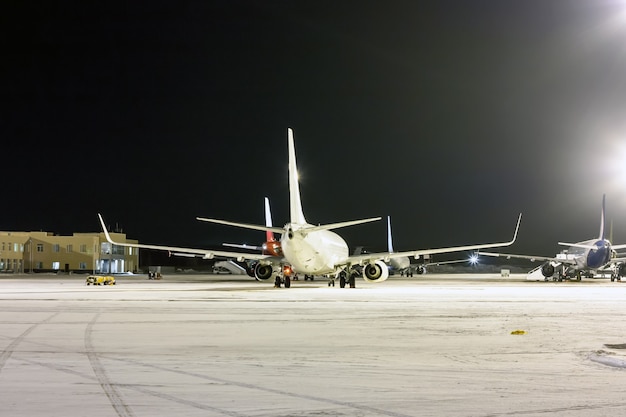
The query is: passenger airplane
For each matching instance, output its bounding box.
[385,216,474,276]
[222,197,304,285]
[99,127,521,288]
[479,194,626,281]
[387,216,477,277]
[223,197,282,256]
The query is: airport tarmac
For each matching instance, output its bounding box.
[2,273,626,417]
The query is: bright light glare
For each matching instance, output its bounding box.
[603,138,626,189]
[469,254,479,265]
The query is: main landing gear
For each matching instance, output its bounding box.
[274,275,291,288]
[335,271,357,288]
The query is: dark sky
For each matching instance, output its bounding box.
[4,0,626,258]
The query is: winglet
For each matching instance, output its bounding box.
[511,212,522,244]
[97,213,116,244]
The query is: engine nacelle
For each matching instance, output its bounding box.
[254,263,274,281]
[541,262,555,278]
[618,263,626,277]
[416,265,426,275]
[362,260,390,283]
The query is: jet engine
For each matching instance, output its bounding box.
[541,262,555,278]
[416,265,426,275]
[254,263,274,281]
[362,260,390,283]
[618,263,626,277]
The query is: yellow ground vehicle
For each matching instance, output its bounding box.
[86,275,116,285]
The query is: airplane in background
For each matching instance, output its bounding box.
[99,127,522,288]
[221,197,312,284]
[479,194,626,281]
[385,216,476,276]
[223,197,282,257]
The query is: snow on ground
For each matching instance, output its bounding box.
[1,273,626,416]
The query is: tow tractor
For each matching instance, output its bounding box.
[86,275,116,285]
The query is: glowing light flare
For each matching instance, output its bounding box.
[468,254,479,265]
[578,1,626,45]
[602,137,626,189]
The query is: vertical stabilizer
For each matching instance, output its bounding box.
[288,128,307,225]
[387,216,394,253]
[264,197,275,242]
[599,194,606,240]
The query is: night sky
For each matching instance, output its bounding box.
[4,1,626,259]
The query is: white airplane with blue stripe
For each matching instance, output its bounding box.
[479,194,626,281]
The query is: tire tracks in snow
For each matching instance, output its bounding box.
[85,312,135,417]
[0,312,58,373]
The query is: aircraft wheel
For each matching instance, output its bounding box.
[285,276,291,288]
[611,276,615,282]
[339,276,346,288]
[349,276,356,288]
[274,276,282,287]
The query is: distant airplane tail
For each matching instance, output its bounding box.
[387,216,394,253]
[264,197,275,242]
[599,194,606,241]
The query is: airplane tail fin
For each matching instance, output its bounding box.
[288,128,307,225]
[599,194,606,240]
[387,216,394,253]
[264,197,275,242]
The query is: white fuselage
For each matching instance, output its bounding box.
[281,224,349,275]
[565,238,612,270]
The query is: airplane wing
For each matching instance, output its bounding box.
[98,214,273,262]
[222,243,263,251]
[476,251,578,266]
[343,213,522,266]
[424,258,472,266]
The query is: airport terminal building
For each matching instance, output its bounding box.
[0,230,139,274]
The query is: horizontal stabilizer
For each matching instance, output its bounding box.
[304,217,382,233]
[558,242,598,250]
[196,217,285,234]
